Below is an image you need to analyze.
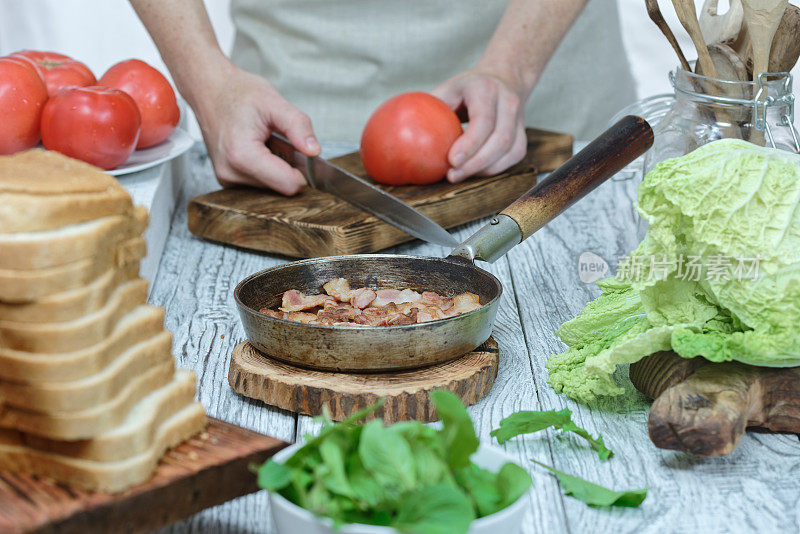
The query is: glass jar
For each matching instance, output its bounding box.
[643,67,800,174]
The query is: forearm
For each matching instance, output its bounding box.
[128,0,230,109]
[476,0,588,98]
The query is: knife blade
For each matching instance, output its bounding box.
[267,134,459,248]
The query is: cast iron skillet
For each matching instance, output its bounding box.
[234,116,653,372]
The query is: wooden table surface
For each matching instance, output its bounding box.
[153,147,800,534]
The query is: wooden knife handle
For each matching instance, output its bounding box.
[500,116,653,240]
[631,353,800,456]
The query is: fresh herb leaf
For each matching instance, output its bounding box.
[491,408,613,460]
[431,390,479,469]
[358,419,418,490]
[393,482,475,534]
[256,459,291,491]
[318,435,355,498]
[454,463,501,516]
[496,462,533,509]
[532,459,646,507]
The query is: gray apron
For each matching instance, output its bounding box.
[230,0,635,143]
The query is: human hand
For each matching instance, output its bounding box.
[191,61,320,195]
[432,70,529,183]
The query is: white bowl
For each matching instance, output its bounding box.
[268,442,530,534]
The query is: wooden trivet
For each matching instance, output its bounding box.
[0,418,287,534]
[631,351,800,456]
[228,338,499,423]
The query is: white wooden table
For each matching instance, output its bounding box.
[146,146,800,534]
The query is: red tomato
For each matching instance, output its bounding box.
[100,59,179,149]
[41,86,141,170]
[10,50,96,97]
[360,92,462,186]
[0,57,48,154]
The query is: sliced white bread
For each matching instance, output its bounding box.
[0,401,206,493]
[0,149,133,234]
[0,331,172,412]
[0,361,174,440]
[0,305,165,384]
[0,278,147,353]
[0,259,140,323]
[0,236,146,303]
[0,369,197,462]
[0,206,148,270]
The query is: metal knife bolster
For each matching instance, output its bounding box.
[449,215,522,263]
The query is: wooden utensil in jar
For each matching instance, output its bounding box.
[647,0,692,71]
[673,0,720,78]
[742,0,789,82]
[699,0,744,44]
[745,3,800,74]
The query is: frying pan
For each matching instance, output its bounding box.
[234,115,654,372]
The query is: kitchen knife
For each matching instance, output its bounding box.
[267,134,459,248]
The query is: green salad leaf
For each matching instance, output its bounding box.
[532,460,647,508]
[491,408,612,460]
[257,391,531,533]
[547,140,800,403]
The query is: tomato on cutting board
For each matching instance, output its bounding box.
[0,57,48,155]
[41,86,141,170]
[10,50,96,96]
[100,59,180,149]
[360,92,462,186]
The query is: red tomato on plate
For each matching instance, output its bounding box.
[360,92,463,186]
[41,86,141,170]
[0,57,48,154]
[10,50,96,96]
[100,59,180,149]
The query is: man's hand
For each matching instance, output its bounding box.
[432,71,528,183]
[128,0,320,195]
[432,0,588,183]
[193,61,320,195]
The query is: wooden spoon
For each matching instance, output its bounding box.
[699,0,744,45]
[647,0,692,71]
[741,0,789,82]
[745,3,800,74]
[695,42,750,87]
[673,0,720,78]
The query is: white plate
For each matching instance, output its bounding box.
[107,127,195,176]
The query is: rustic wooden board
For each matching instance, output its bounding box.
[187,128,573,257]
[228,338,499,423]
[0,418,287,534]
[630,351,800,456]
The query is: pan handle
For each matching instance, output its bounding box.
[449,115,654,263]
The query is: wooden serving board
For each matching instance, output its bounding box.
[0,418,287,534]
[228,338,499,423]
[188,129,573,257]
[630,351,800,456]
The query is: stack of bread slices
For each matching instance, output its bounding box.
[0,149,206,493]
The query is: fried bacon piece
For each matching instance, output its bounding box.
[280,289,334,312]
[262,280,482,326]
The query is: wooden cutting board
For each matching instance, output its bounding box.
[228,338,499,423]
[0,418,287,534]
[188,128,573,258]
[630,352,800,456]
